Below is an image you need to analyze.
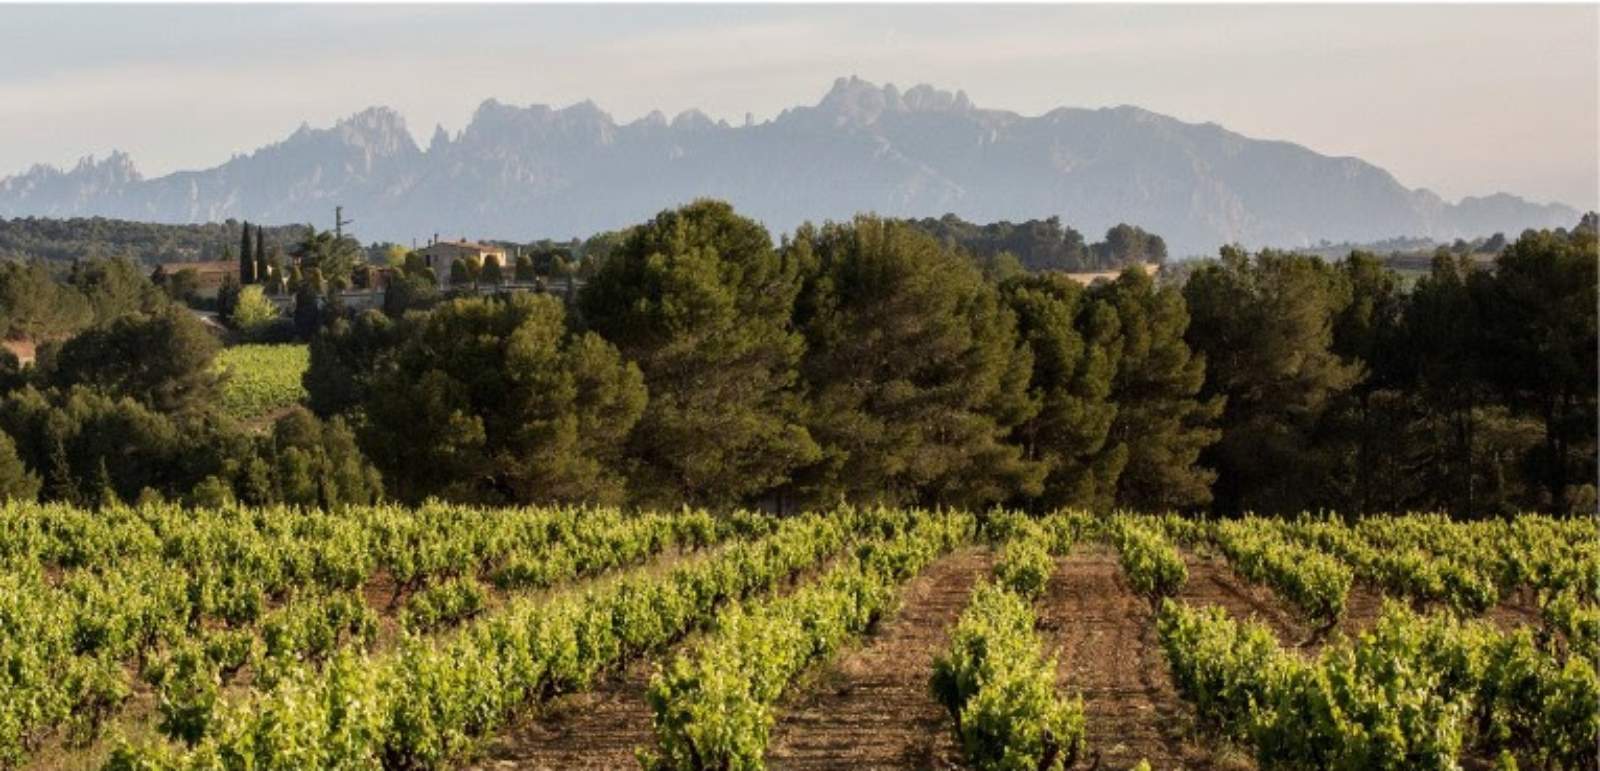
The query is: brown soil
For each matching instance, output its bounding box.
[764,547,994,771]
[466,654,662,771]
[1328,579,1389,643]
[1177,552,1309,649]
[1484,590,1544,633]
[1040,547,1238,771]
[469,548,993,771]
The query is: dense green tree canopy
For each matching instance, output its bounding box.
[1184,248,1360,514]
[46,306,221,415]
[1093,267,1222,511]
[579,200,818,508]
[788,216,1042,509]
[1000,273,1123,510]
[358,293,645,505]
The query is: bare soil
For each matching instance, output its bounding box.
[1039,546,1241,771]
[1327,579,1389,643]
[764,547,994,771]
[467,654,662,771]
[1177,552,1309,648]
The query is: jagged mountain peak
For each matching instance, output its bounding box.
[0,76,1579,254]
[813,75,976,126]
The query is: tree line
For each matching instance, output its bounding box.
[906,214,1168,274]
[304,201,1596,517]
[0,201,1592,516]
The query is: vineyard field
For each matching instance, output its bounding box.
[1,505,1595,771]
[212,343,310,422]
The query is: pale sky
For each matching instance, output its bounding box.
[0,4,1595,209]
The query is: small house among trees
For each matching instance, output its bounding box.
[149,260,239,297]
[414,237,508,287]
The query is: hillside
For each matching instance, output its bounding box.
[0,77,1578,257]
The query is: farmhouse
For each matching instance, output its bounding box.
[414,237,508,286]
[150,260,240,297]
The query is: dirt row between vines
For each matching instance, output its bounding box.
[467,547,993,771]
[470,542,1525,771]
[764,547,992,770]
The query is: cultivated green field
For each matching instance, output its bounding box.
[213,344,309,422]
[2,505,1593,770]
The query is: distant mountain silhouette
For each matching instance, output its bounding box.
[0,76,1578,256]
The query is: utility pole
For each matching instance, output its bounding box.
[334,206,354,241]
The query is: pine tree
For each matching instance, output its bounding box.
[1183,248,1359,514]
[787,216,1043,509]
[579,200,819,508]
[1093,268,1222,511]
[359,294,645,504]
[1001,273,1124,510]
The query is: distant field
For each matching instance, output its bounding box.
[214,343,308,421]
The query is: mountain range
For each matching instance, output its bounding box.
[0,76,1579,257]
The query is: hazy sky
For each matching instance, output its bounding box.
[1,4,1595,209]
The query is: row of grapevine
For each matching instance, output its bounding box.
[0,503,739,768]
[1159,598,1600,769]
[103,508,910,770]
[1212,519,1353,628]
[1111,515,1188,601]
[641,511,975,770]
[1279,516,1500,614]
[932,514,1084,771]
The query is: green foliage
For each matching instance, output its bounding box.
[292,227,361,294]
[580,199,819,508]
[1475,225,1598,513]
[788,216,1042,509]
[0,216,306,266]
[1214,518,1352,627]
[931,582,1085,771]
[903,214,1165,272]
[357,293,644,505]
[644,511,974,770]
[1113,516,1188,600]
[1000,273,1124,510]
[1093,223,1167,266]
[1158,585,1600,771]
[227,285,280,338]
[0,260,93,339]
[905,214,1092,272]
[0,428,39,501]
[397,577,487,633]
[1095,268,1223,510]
[513,254,536,282]
[1185,248,1361,514]
[214,344,308,422]
[993,538,1055,601]
[48,306,221,414]
[479,255,504,286]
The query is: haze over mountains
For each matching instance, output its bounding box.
[0,76,1578,257]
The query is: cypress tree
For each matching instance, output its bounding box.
[240,223,255,285]
[254,227,266,285]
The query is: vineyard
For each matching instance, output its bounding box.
[0,504,1595,771]
[212,344,309,423]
